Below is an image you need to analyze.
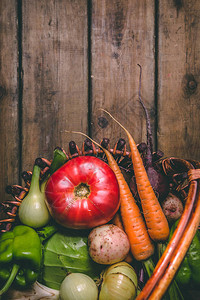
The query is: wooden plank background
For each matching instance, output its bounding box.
[0,0,200,203]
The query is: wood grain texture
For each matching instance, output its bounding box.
[157,0,200,160]
[0,0,19,202]
[1,1,200,207]
[91,0,156,150]
[21,0,88,171]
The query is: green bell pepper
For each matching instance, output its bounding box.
[169,220,200,287]
[0,225,42,296]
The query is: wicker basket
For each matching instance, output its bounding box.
[0,139,200,299]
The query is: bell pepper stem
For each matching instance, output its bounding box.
[0,264,20,296]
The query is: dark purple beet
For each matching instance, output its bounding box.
[161,193,184,224]
[146,165,169,201]
[129,65,170,201]
[129,163,169,201]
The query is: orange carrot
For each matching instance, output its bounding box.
[136,167,198,299]
[66,131,154,261]
[148,178,200,300]
[101,109,169,242]
[111,211,124,231]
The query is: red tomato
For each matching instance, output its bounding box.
[45,156,120,229]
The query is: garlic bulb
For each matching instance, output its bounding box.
[1,281,59,300]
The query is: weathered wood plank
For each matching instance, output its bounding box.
[157,0,200,160]
[0,0,19,203]
[91,0,155,151]
[22,0,88,171]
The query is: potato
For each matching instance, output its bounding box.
[88,224,130,264]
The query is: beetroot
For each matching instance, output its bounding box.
[129,65,169,201]
[129,160,169,201]
[161,193,184,224]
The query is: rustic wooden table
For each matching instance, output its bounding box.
[0,0,200,205]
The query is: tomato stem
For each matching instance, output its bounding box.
[74,183,90,198]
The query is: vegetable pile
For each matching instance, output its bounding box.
[0,68,200,300]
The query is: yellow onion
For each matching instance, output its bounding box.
[99,262,138,300]
[18,164,51,228]
[59,273,98,300]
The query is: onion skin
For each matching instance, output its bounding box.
[59,273,98,300]
[99,262,138,300]
[99,273,136,300]
[88,224,130,265]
